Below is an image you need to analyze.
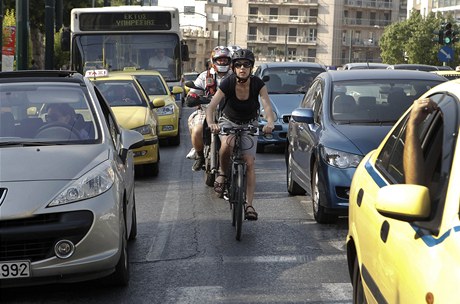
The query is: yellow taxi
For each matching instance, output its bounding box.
[87,70,164,176]
[346,79,460,303]
[431,70,460,80]
[111,70,183,146]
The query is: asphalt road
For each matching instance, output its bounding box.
[1,107,352,304]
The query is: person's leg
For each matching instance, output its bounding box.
[214,134,232,192]
[242,131,258,220]
[191,110,206,171]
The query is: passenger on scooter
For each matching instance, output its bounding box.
[185,46,233,171]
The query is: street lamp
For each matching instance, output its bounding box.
[348,30,354,63]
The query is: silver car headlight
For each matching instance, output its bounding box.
[133,124,153,135]
[48,160,116,207]
[156,104,175,116]
[320,146,363,169]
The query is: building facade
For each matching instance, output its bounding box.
[160,0,413,68]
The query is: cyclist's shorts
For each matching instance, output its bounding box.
[188,108,206,130]
[218,116,258,157]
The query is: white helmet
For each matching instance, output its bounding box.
[211,46,232,73]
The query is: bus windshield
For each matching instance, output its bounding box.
[73,33,181,81]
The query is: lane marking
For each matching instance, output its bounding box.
[146,182,180,262]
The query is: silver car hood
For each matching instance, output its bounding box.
[0,145,109,182]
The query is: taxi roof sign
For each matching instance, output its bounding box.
[85,69,108,78]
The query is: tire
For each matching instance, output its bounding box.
[352,257,366,304]
[109,209,130,286]
[235,164,245,241]
[169,127,180,146]
[287,153,306,195]
[144,149,160,177]
[311,161,338,224]
[128,195,137,241]
[204,171,215,187]
[256,143,265,153]
[144,161,159,177]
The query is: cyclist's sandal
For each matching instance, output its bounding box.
[245,205,258,221]
[214,174,227,194]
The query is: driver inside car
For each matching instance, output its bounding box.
[45,103,89,139]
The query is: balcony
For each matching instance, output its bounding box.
[248,0,318,5]
[248,14,318,25]
[344,0,393,9]
[248,34,317,45]
[181,28,211,39]
[343,18,391,27]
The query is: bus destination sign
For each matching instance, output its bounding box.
[79,12,172,31]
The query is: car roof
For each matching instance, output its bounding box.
[320,69,449,82]
[386,64,445,71]
[342,62,389,69]
[110,70,163,77]
[257,62,327,69]
[0,70,86,83]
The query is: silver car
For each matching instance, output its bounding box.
[0,71,144,287]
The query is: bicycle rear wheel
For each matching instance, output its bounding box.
[235,163,245,241]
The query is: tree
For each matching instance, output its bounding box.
[2,0,123,69]
[380,11,459,67]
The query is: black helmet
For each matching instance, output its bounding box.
[231,49,255,65]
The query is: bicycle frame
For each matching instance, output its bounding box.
[221,125,257,241]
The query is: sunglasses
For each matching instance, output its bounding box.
[234,62,252,69]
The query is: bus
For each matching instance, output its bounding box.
[68,6,189,97]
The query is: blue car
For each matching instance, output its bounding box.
[253,62,326,152]
[285,69,447,223]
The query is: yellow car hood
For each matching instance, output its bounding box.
[111,107,149,129]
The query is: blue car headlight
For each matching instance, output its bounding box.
[48,160,116,207]
[133,124,154,135]
[259,108,278,122]
[156,104,175,116]
[320,146,363,169]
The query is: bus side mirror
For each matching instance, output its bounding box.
[181,42,189,62]
[61,28,70,52]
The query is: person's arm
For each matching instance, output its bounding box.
[258,86,275,134]
[403,98,437,186]
[206,89,225,133]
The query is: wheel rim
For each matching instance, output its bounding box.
[287,155,293,187]
[313,168,320,213]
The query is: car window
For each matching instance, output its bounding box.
[300,79,319,108]
[94,81,147,107]
[136,75,168,95]
[262,66,325,94]
[375,92,458,222]
[0,82,97,143]
[331,79,443,123]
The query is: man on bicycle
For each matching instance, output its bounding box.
[185,46,233,171]
[206,49,275,221]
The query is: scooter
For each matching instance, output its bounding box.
[185,81,220,187]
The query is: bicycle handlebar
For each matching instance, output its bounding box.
[219,125,259,135]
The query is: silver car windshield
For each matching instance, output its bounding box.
[0,82,97,144]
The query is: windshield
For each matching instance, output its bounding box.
[262,67,326,94]
[135,75,168,96]
[73,33,181,81]
[93,80,148,107]
[331,79,444,123]
[0,82,97,144]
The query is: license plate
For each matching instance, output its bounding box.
[0,261,30,279]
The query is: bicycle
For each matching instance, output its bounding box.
[184,80,218,185]
[220,124,258,241]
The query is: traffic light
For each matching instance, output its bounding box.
[434,29,444,45]
[444,22,453,45]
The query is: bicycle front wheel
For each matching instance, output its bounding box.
[235,163,246,241]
